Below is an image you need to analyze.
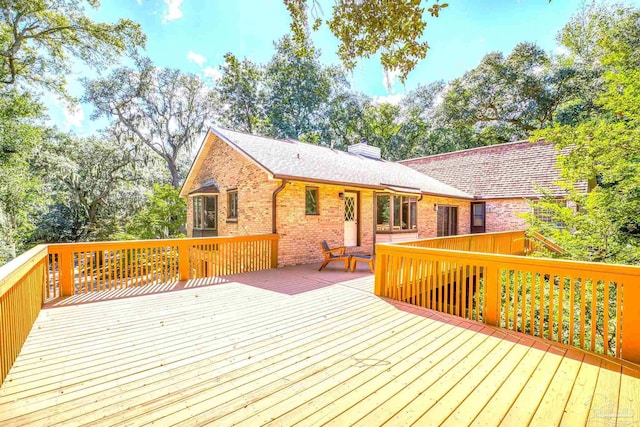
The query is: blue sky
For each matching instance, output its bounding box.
[49,0,639,134]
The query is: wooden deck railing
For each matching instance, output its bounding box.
[0,245,49,387]
[0,234,279,386]
[375,237,640,364]
[525,231,565,255]
[397,230,527,255]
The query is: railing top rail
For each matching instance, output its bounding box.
[395,230,525,245]
[376,243,640,277]
[0,244,48,297]
[47,234,279,252]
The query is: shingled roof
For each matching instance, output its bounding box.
[399,140,588,199]
[211,128,473,199]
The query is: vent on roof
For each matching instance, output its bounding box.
[347,141,381,159]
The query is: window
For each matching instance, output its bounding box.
[376,195,391,231]
[305,187,319,215]
[376,195,417,232]
[227,190,238,220]
[533,200,566,229]
[193,196,217,230]
[437,206,458,237]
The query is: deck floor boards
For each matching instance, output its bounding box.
[1,264,639,426]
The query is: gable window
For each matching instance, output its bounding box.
[227,189,238,220]
[437,205,458,237]
[305,187,319,215]
[193,196,217,230]
[376,194,418,232]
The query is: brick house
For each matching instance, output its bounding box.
[180,128,473,266]
[399,140,588,233]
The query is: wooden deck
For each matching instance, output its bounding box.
[1,264,639,426]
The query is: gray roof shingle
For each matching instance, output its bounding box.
[400,140,588,199]
[213,128,473,199]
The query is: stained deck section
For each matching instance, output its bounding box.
[1,265,639,426]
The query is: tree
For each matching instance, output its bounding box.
[0,90,44,263]
[84,59,217,188]
[128,184,186,239]
[264,36,334,139]
[439,42,574,144]
[284,0,449,82]
[35,133,139,242]
[216,53,267,134]
[359,102,402,160]
[528,5,640,264]
[0,0,145,98]
[553,1,639,126]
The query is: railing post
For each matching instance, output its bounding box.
[622,279,640,364]
[271,235,279,268]
[178,240,190,281]
[59,248,75,296]
[483,263,500,326]
[374,246,387,297]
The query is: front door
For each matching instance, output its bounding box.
[344,192,358,247]
[470,202,486,234]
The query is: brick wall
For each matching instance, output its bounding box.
[418,195,471,237]
[185,133,278,238]
[275,182,374,266]
[484,198,530,232]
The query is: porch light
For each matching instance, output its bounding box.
[339,192,345,200]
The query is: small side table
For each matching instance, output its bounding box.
[350,253,374,273]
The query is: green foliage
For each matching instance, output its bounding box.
[439,42,572,143]
[528,4,640,265]
[0,89,44,264]
[128,184,186,239]
[216,53,267,134]
[284,0,448,82]
[264,36,334,139]
[34,133,140,242]
[0,0,146,98]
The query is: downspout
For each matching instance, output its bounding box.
[272,179,288,234]
[373,191,377,254]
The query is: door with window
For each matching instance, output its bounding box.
[344,192,358,247]
[437,205,458,237]
[470,202,486,234]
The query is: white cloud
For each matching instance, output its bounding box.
[372,94,404,106]
[63,104,85,130]
[163,0,183,23]
[51,96,85,130]
[203,66,222,81]
[188,51,207,68]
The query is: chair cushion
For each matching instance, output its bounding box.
[352,254,372,260]
[321,241,330,252]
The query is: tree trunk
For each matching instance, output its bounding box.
[167,156,180,188]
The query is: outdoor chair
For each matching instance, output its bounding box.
[319,241,351,271]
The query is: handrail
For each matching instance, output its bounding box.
[47,234,279,296]
[375,237,640,365]
[0,245,49,386]
[526,231,565,255]
[0,234,279,386]
[397,230,527,255]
